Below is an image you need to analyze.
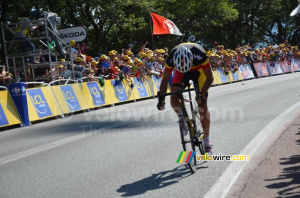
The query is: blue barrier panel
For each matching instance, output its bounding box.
[217,68,228,83]
[133,78,148,98]
[231,71,240,81]
[152,75,162,91]
[9,83,30,126]
[111,80,129,102]
[86,82,106,106]
[0,104,9,126]
[27,89,53,118]
[60,85,81,112]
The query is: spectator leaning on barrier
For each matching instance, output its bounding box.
[132,58,140,74]
[108,50,117,62]
[63,64,73,79]
[70,40,78,62]
[97,55,112,78]
[111,57,120,78]
[155,57,164,76]
[91,60,98,73]
[126,50,135,61]
[74,57,87,81]
[51,59,65,80]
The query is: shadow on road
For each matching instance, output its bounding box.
[264,128,300,198]
[117,164,208,197]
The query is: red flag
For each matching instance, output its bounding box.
[150,12,183,36]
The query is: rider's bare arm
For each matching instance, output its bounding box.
[159,70,172,95]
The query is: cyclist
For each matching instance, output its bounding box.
[157,42,214,154]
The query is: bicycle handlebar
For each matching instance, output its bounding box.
[158,88,194,97]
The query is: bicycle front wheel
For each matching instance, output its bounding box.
[192,101,206,155]
[179,117,197,173]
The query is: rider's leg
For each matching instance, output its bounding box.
[197,95,210,138]
[170,70,184,115]
[170,85,182,115]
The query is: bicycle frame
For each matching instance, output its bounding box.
[178,84,197,138]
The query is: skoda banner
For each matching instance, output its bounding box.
[58,26,87,44]
[87,82,106,106]
[27,89,53,118]
[9,83,30,126]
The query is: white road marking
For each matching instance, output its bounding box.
[0,109,169,166]
[203,100,300,198]
[0,122,129,166]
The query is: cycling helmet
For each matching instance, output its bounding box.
[173,46,193,73]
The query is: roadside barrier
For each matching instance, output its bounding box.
[2,59,299,130]
[26,82,64,122]
[51,82,89,114]
[0,86,22,128]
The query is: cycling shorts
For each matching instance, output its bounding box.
[171,68,209,96]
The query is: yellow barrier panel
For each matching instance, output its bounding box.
[131,77,151,99]
[122,80,136,101]
[0,90,22,128]
[143,75,158,97]
[106,79,131,103]
[228,71,234,82]
[79,82,113,108]
[236,69,244,80]
[26,87,62,122]
[212,69,221,85]
[230,70,243,82]
[51,84,89,114]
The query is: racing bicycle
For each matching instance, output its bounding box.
[162,83,205,173]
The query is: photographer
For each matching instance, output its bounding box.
[14,10,38,64]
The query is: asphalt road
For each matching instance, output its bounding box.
[1,72,300,198]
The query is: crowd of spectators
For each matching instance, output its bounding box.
[40,40,170,87]
[207,41,300,75]
[1,39,300,87]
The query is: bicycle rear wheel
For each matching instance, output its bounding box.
[179,117,197,173]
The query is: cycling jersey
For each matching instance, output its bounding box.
[165,43,210,73]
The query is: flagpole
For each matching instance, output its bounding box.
[149,12,155,50]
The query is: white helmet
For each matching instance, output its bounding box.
[173,46,193,73]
